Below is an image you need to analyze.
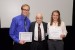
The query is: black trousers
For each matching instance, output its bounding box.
[13,42,31,50]
[48,40,64,50]
[30,40,47,50]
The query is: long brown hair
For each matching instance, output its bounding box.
[50,10,61,26]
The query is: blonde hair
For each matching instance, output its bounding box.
[21,4,30,10]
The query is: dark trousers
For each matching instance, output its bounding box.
[31,40,47,50]
[48,40,64,50]
[13,42,31,50]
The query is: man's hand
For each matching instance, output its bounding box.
[19,40,26,45]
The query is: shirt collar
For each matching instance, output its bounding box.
[35,22,43,26]
[21,14,27,20]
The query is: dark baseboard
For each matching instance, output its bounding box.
[0,26,75,50]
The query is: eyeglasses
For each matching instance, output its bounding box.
[22,9,29,11]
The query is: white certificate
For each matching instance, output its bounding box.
[19,32,32,42]
[49,27,62,39]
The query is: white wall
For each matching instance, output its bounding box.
[0,0,73,28]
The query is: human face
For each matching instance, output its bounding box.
[52,12,59,21]
[21,6,30,17]
[36,13,43,24]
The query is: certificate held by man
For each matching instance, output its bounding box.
[19,32,32,42]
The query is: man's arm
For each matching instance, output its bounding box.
[9,18,19,43]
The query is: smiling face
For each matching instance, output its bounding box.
[36,13,43,24]
[52,12,59,21]
[21,4,30,17]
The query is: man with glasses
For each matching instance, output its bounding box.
[9,4,31,50]
[29,13,47,50]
